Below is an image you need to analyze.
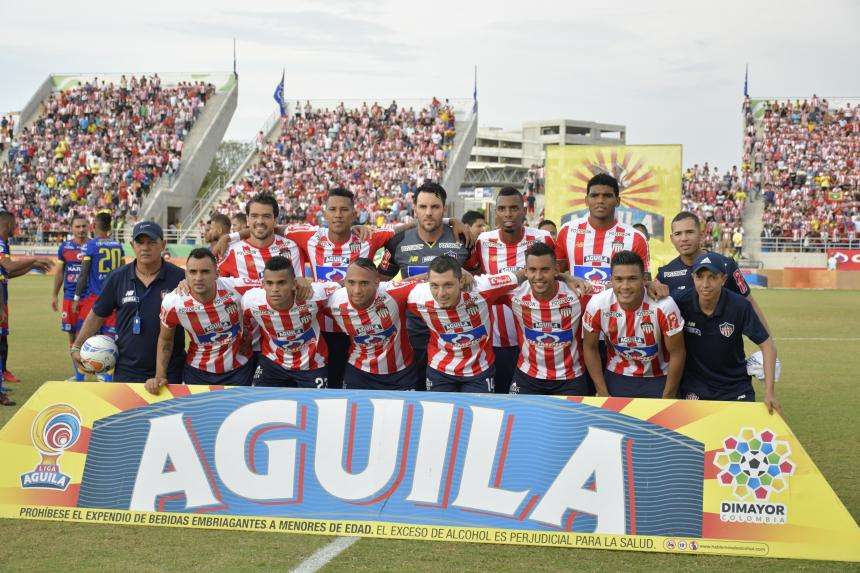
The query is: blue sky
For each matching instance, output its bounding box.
[1,0,858,170]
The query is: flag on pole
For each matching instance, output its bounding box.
[743,63,749,97]
[274,69,286,117]
[472,65,478,113]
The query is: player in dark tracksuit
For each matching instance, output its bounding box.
[378,183,471,391]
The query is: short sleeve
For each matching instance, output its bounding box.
[554,225,569,270]
[377,233,404,278]
[741,300,769,345]
[369,227,396,253]
[474,272,518,303]
[159,294,180,328]
[218,249,238,277]
[656,264,666,284]
[56,244,64,261]
[582,297,602,333]
[91,273,118,317]
[657,299,684,336]
[632,230,650,272]
[724,257,751,297]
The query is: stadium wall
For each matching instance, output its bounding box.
[758,251,826,269]
[14,75,53,134]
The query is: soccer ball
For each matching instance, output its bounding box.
[740,450,769,478]
[80,335,118,374]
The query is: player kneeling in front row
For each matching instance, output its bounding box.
[583,250,686,398]
[674,253,781,414]
[242,256,339,389]
[507,242,589,396]
[145,249,255,394]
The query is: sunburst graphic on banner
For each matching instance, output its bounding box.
[566,148,660,212]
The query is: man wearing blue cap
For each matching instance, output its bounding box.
[71,221,186,383]
[673,253,781,414]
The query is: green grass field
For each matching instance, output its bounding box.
[0,276,857,572]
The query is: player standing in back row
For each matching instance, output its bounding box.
[555,173,651,296]
[378,182,472,390]
[467,187,554,394]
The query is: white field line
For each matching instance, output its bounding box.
[291,536,360,573]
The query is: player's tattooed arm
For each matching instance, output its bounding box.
[145,324,175,395]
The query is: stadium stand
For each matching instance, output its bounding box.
[207,98,458,229]
[681,163,747,256]
[743,96,859,252]
[0,73,236,242]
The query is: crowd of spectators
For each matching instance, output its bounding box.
[681,163,748,256]
[0,75,214,241]
[210,98,456,228]
[0,115,14,157]
[743,96,859,251]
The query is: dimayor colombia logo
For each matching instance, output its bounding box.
[21,404,82,490]
[713,428,796,525]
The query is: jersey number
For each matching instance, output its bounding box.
[97,248,123,274]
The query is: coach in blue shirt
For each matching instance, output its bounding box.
[673,253,780,414]
[71,221,185,383]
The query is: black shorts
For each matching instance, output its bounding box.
[427,365,494,393]
[182,360,254,386]
[255,355,328,389]
[510,369,588,396]
[604,370,666,398]
[681,383,755,402]
[344,362,416,391]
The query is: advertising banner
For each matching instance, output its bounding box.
[544,145,682,269]
[0,383,857,561]
[827,249,860,270]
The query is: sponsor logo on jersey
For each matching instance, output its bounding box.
[197,322,240,343]
[405,265,429,277]
[573,265,610,284]
[524,327,573,345]
[613,343,658,360]
[662,269,688,278]
[401,244,424,252]
[438,242,461,249]
[488,275,512,287]
[440,325,488,346]
[315,265,348,282]
[273,327,315,350]
[584,254,610,264]
[603,310,624,319]
[354,324,397,345]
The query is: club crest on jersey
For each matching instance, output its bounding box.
[560,307,572,318]
[641,322,654,335]
[719,322,735,337]
[465,304,480,317]
[611,242,625,253]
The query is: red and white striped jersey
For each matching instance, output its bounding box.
[286,224,394,331]
[555,217,650,295]
[219,235,304,281]
[327,280,421,375]
[583,288,684,378]
[241,282,340,371]
[506,281,585,381]
[160,279,253,374]
[407,272,518,378]
[467,227,554,347]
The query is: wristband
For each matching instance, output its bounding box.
[70,345,81,355]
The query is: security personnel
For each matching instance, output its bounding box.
[673,253,781,414]
[71,221,186,383]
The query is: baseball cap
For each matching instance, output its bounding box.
[690,252,725,275]
[132,221,163,241]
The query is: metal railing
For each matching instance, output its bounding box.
[753,237,860,253]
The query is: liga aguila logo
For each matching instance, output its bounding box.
[21,404,82,490]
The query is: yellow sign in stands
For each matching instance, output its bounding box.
[544,144,683,270]
[0,383,857,562]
